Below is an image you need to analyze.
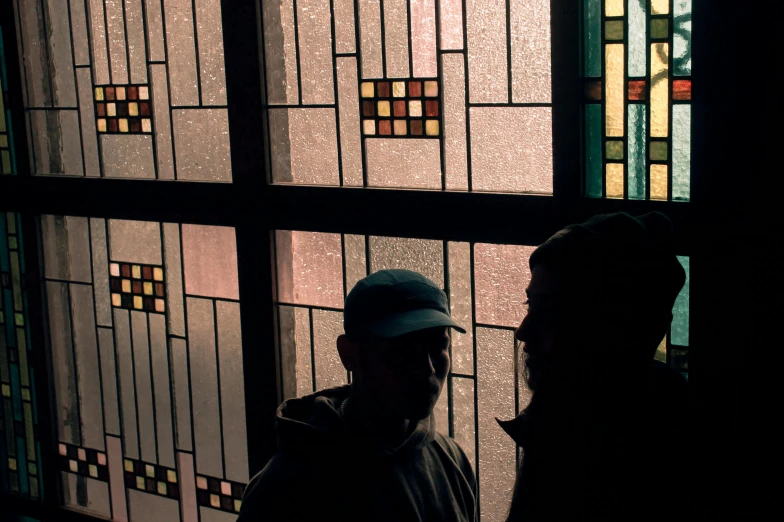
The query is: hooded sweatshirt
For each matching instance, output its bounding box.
[238,385,476,522]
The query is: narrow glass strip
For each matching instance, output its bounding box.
[584,0,602,77]
[585,104,603,197]
[605,44,624,137]
[674,1,692,76]
[672,104,691,201]
[628,0,647,76]
[628,103,647,199]
[107,435,129,522]
[650,43,669,137]
[671,256,690,345]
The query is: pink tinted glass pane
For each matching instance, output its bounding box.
[474,243,535,327]
[439,0,463,50]
[410,0,438,77]
[510,0,551,103]
[366,138,441,189]
[276,231,344,308]
[181,225,239,300]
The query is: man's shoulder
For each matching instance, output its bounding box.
[431,432,476,482]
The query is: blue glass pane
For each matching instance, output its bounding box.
[671,256,690,345]
[584,0,602,77]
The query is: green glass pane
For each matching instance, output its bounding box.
[673,104,691,201]
[0,213,8,271]
[585,105,603,197]
[585,0,602,77]
[628,104,646,199]
[16,437,28,495]
[605,20,624,41]
[1,151,10,175]
[628,0,647,76]
[0,134,8,147]
[674,0,692,75]
[650,141,668,161]
[651,18,669,39]
[671,256,690,346]
[606,140,624,160]
[10,364,22,420]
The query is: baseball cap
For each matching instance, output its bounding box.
[343,269,467,338]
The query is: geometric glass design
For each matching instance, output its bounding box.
[58,443,109,482]
[195,474,245,514]
[1,25,17,176]
[360,79,441,137]
[109,262,166,314]
[122,457,179,500]
[94,86,152,135]
[584,0,692,201]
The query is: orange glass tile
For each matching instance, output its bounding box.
[379,120,392,135]
[408,81,422,97]
[393,101,406,117]
[584,80,602,101]
[673,79,691,100]
[425,100,439,117]
[377,82,391,97]
[628,80,646,100]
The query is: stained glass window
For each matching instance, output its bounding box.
[274,231,689,521]
[262,0,553,192]
[40,216,248,520]
[584,0,692,201]
[1,25,18,176]
[12,0,231,181]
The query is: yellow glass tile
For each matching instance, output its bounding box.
[98,453,106,465]
[361,82,374,98]
[69,460,78,472]
[424,81,438,97]
[110,263,120,276]
[119,119,129,132]
[0,134,8,147]
[139,86,149,100]
[1,384,10,397]
[2,151,11,174]
[606,163,624,198]
[134,296,143,310]
[95,87,104,101]
[363,120,376,135]
[409,100,422,117]
[235,499,242,512]
[78,448,86,461]
[8,236,17,250]
[136,476,145,489]
[650,43,669,137]
[605,44,624,137]
[392,82,405,97]
[654,336,667,363]
[117,87,126,100]
[393,120,407,135]
[97,119,107,132]
[221,482,232,495]
[59,444,68,456]
[605,0,624,16]
[132,265,141,279]
[155,299,165,313]
[146,464,155,478]
[122,280,131,293]
[210,494,220,508]
[9,458,17,470]
[158,482,167,495]
[651,0,669,14]
[377,101,390,117]
[124,459,134,472]
[107,103,116,117]
[142,119,152,132]
[21,388,31,401]
[650,164,668,200]
[425,120,440,136]
[143,282,153,295]
[197,476,208,489]
[29,462,37,475]
[153,267,164,281]
[89,464,98,477]
[128,102,139,116]
[167,470,177,483]
[112,293,121,306]
[14,313,23,326]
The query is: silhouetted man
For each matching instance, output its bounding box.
[238,269,476,521]
[501,212,689,521]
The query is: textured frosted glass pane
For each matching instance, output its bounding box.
[671,256,689,346]
[467,0,507,102]
[440,0,463,49]
[359,0,383,78]
[108,219,162,266]
[628,104,647,200]
[269,108,340,185]
[337,58,363,186]
[650,164,668,200]
[105,0,130,84]
[335,0,356,53]
[584,0,601,77]
[628,0,646,76]
[672,104,690,201]
[217,301,248,482]
[195,0,228,105]
[200,507,237,522]
[452,377,476,469]
[76,68,100,177]
[605,44,624,137]
[181,224,239,300]
[277,231,344,308]
[173,109,232,181]
[128,487,181,522]
[443,54,468,190]
[41,215,92,283]
[384,0,411,78]
[477,327,516,522]
[674,1,692,75]
[125,0,148,83]
[187,298,223,477]
[366,138,442,188]
[177,451,199,522]
[262,0,299,104]
[448,242,473,375]
[312,309,346,391]
[279,306,313,399]
[47,0,78,105]
[170,338,193,450]
[605,0,624,16]
[62,473,111,518]
[164,0,199,106]
[344,234,367,295]
[150,64,175,179]
[69,0,90,66]
[114,309,138,458]
[163,223,185,336]
[71,284,104,450]
[585,104,602,197]
[145,0,166,61]
[88,0,111,84]
[98,328,121,435]
[106,435,128,521]
[510,0,551,103]
[651,43,669,137]
[474,244,534,328]
[46,282,79,445]
[131,311,156,463]
[370,236,444,286]
[29,111,84,175]
[470,107,553,194]
[16,0,50,106]
[651,0,669,14]
[411,0,437,77]
[149,313,175,468]
[101,135,156,179]
[606,163,624,198]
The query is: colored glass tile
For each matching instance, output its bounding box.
[112,293,121,306]
[117,87,126,101]
[121,264,131,277]
[128,86,138,100]
[141,119,152,133]
[379,120,392,135]
[393,82,406,97]
[362,101,375,117]
[651,43,669,137]
[393,101,406,117]
[132,281,142,294]
[130,120,141,133]
[153,267,164,281]
[167,470,177,483]
[107,103,117,117]
[650,141,668,161]
[132,265,141,279]
[628,103,647,200]
[651,18,669,39]
[96,104,106,117]
[410,120,423,135]
[108,119,118,132]
[363,120,376,135]
[606,163,624,198]
[673,79,691,100]
[78,448,86,461]
[139,86,149,100]
[144,297,155,311]
[97,119,107,132]
[0,135,7,147]
[98,453,106,465]
[146,464,155,478]
[137,476,145,489]
[133,296,143,310]
[425,101,439,117]
[222,496,233,510]
[140,102,151,116]
[222,481,232,495]
[59,444,68,456]
[158,482,167,495]
[122,280,131,293]
[210,494,220,507]
[651,0,669,15]
[628,80,646,100]
[9,458,18,470]
[95,87,104,101]
[119,119,129,133]
[69,460,78,472]
[106,87,116,100]
[424,81,438,97]
[606,140,624,160]
[425,120,440,136]
[377,101,391,117]
[377,82,391,97]
[584,80,602,101]
[409,101,423,117]
[393,120,407,135]
[143,282,153,295]
[117,103,128,117]
[605,20,624,40]
[606,43,624,136]
[1,384,10,396]
[155,283,164,297]
[235,500,242,512]
[361,82,374,97]
[129,103,139,116]
[89,464,98,477]
[124,459,134,472]
[650,164,668,199]
[605,0,623,16]
[408,81,422,97]
[197,476,208,489]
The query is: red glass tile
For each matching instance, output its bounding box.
[221,496,233,511]
[128,86,138,100]
[121,264,131,277]
[110,279,121,292]
[105,87,116,101]
[121,294,133,309]
[108,119,118,132]
[672,79,691,100]
[393,100,406,117]
[425,100,439,117]
[142,266,153,280]
[144,297,155,311]
[362,101,375,117]
[378,120,392,135]
[130,120,141,133]
[139,102,151,116]
[117,103,128,117]
[233,484,245,498]
[155,283,165,297]
[377,82,390,97]
[132,281,142,294]
[408,81,422,97]
[628,80,647,100]
[584,80,602,101]
[410,120,423,135]
[96,103,106,117]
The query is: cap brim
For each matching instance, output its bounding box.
[362,308,467,338]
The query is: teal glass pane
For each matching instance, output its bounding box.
[628,0,647,76]
[0,213,8,272]
[585,0,602,77]
[674,0,692,76]
[585,104,602,197]
[16,436,28,495]
[672,105,691,201]
[0,26,8,88]
[10,364,21,420]
[671,256,690,346]
[628,104,646,199]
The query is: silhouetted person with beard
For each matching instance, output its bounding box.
[500,212,689,521]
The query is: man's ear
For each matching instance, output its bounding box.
[337,334,360,372]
